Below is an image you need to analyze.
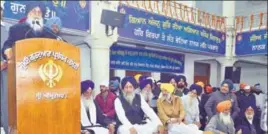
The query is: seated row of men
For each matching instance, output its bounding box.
[79,75,267,134]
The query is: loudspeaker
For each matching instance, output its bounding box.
[224,67,241,83]
[101,9,125,28]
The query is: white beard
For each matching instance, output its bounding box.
[162,93,172,103]
[246,113,254,124]
[81,95,92,110]
[220,112,232,125]
[123,91,135,104]
[141,90,154,102]
[27,17,44,32]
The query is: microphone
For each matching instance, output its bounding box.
[36,21,66,42]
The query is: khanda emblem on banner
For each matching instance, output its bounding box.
[39,60,63,88]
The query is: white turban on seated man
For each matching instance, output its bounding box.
[114,76,164,134]
[157,83,203,134]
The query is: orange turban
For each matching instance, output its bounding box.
[196,81,205,88]
[240,82,247,89]
[216,100,232,113]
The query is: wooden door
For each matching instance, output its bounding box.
[194,62,210,85]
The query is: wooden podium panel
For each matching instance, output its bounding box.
[8,38,80,134]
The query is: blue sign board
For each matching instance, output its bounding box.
[3,1,90,31]
[235,29,267,56]
[110,45,185,73]
[118,5,226,55]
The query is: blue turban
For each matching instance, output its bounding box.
[140,79,153,90]
[175,75,187,83]
[110,80,119,89]
[139,76,148,83]
[25,2,46,17]
[221,79,234,91]
[121,76,137,89]
[111,76,121,83]
[81,80,94,94]
[45,16,62,31]
[243,101,257,113]
[189,84,203,96]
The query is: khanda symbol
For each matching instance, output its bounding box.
[39,60,63,88]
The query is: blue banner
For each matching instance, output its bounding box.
[3,1,90,31]
[118,5,226,55]
[110,45,185,73]
[235,29,267,56]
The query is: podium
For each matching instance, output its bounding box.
[7,38,81,134]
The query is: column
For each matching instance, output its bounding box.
[215,1,237,84]
[87,1,119,95]
[223,1,236,57]
[88,37,115,96]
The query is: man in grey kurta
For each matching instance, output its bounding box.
[205,113,236,134]
[1,2,10,133]
[205,79,240,120]
[205,100,235,134]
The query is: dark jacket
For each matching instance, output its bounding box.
[199,93,212,118]
[2,22,56,60]
[236,116,262,134]
[237,92,256,117]
[205,91,240,120]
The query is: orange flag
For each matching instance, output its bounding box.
[240,16,244,33]
[250,14,254,31]
[259,12,264,29]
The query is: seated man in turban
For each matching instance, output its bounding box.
[109,76,121,96]
[80,80,115,134]
[236,104,262,134]
[174,75,189,97]
[181,84,202,127]
[205,100,236,134]
[205,79,240,121]
[114,76,163,134]
[157,83,203,134]
[139,79,157,112]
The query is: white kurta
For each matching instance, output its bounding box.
[181,95,200,124]
[115,95,162,134]
[168,123,203,134]
[80,99,109,134]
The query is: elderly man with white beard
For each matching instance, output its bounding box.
[205,100,236,134]
[2,1,57,61]
[114,76,164,134]
[236,104,262,134]
[80,80,116,134]
[181,84,203,127]
[140,79,157,112]
[157,83,203,134]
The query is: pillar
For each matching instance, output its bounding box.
[86,1,119,96]
[223,1,236,57]
[216,1,237,83]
